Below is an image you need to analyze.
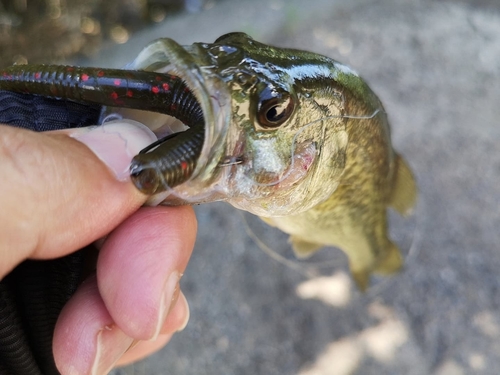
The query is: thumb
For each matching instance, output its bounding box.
[0,120,157,278]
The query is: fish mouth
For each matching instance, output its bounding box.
[217,139,319,216]
[221,137,318,188]
[107,38,231,200]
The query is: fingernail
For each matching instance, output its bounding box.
[177,293,190,332]
[153,271,180,340]
[91,324,133,375]
[71,119,157,181]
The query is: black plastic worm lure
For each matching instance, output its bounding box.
[0,64,204,193]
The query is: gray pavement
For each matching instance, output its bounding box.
[99,0,500,374]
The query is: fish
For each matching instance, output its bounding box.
[0,32,416,290]
[124,32,418,290]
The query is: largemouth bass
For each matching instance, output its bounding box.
[0,32,416,290]
[123,32,418,290]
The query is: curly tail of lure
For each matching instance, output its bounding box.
[0,64,205,193]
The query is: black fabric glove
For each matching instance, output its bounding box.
[0,91,102,375]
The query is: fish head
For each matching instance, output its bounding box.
[123,33,351,216]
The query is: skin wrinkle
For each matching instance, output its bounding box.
[0,126,33,176]
[0,127,45,275]
[34,135,83,257]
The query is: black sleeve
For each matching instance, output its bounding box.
[0,91,102,375]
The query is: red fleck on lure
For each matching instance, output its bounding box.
[0,64,204,191]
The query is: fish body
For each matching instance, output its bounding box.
[263,147,415,290]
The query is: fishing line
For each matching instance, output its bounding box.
[241,198,420,296]
[239,211,320,278]
[241,210,358,269]
[101,112,124,123]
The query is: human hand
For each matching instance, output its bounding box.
[0,121,196,374]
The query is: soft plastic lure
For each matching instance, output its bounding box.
[0,65,204,191]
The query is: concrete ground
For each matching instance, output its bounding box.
[93,0,500,374]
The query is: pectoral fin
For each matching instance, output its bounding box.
[374,240,403,275]
[389,154,417,215]
[351,270,371,292]
[260,216,276,227]
[289,236,323,259]
[349,239,403,291]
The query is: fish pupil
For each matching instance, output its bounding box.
[258,95,294,128]
[266,106,280,121]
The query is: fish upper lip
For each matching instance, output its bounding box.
[174,44,232,186]
[129,38,232,189]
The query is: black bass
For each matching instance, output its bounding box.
[0,32,416,289]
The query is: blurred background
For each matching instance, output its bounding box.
[1,0,500,374]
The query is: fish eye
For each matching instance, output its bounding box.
[257,87,295,129]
